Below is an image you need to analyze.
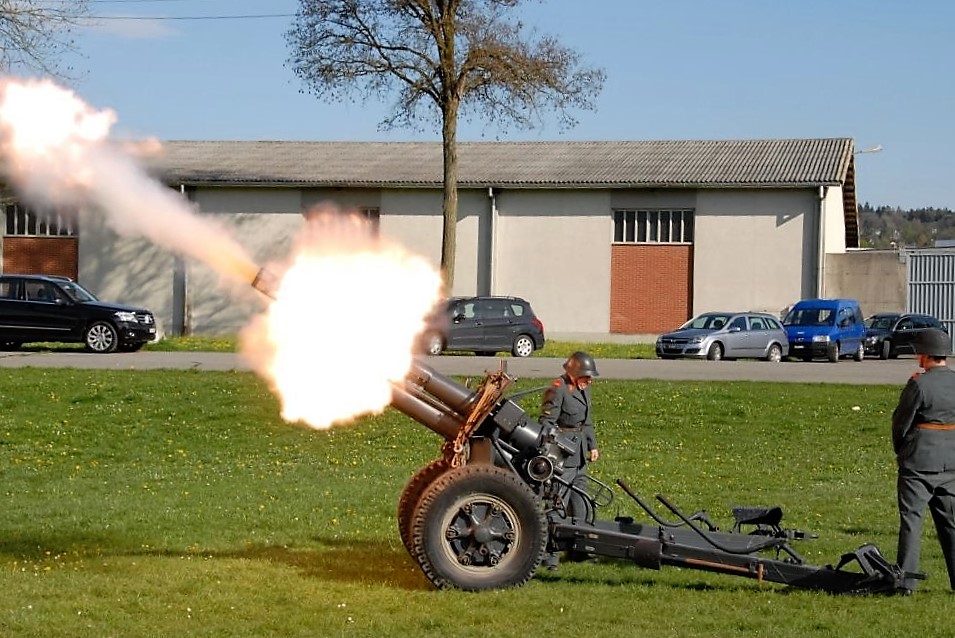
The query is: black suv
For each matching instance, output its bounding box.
[864,312,947,359]
[420,296,545,357]
[0,274,157,353]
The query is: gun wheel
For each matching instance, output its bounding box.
[397,458,449,552]
[410,464,546,591]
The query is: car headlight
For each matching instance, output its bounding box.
[689,337,703,343]
[114,311,137,323]
[812,335,830,343]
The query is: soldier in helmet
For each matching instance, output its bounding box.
[540,351,600,521]
[892,327,955,594]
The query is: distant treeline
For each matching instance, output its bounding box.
[859,203,955,248]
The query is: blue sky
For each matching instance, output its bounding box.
[66,0,954,209]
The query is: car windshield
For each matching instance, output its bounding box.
[58,281,98,303]
[866,315,898,330]
[783,308,833,327]
[678,313,733,331]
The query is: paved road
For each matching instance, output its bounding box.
[0,350,918,385]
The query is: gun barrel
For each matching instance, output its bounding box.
[390,383,463,440]
[406,360,479,418]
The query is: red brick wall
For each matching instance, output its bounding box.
[3,237,78,279]
[610,244,692,333]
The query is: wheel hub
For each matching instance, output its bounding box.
[444,498,516,567]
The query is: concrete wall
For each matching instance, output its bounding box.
[78,213,177,337]
[825,250,906,315]
[693,188,816,315]
[493,189,612,333]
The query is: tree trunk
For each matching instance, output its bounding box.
[440,105,458,292]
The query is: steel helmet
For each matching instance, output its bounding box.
[914,328,951,357]
[563,351,600,378]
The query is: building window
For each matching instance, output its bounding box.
[613,209,693,244]
[3,204,77,237]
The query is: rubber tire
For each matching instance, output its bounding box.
[410,464,546,591]
[511,335,535,358]
[706,342,723,361]
[765,343,783,363]
[423,332,443,356]
[853,342,865,362]
[880,340,891,360]
[85,321,119,353]
[826,341,839,363]
[397,459,449,552]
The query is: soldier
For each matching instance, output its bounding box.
[892,327,955,595]
[540,351,600,521]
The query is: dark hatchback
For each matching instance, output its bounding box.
[419,296,545,357]
[864,312,947,359]
[0,274,157,353]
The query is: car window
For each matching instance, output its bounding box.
[765,317,782,330]
[0,280,17,299]
[509,302,526,318]
[25,281,56,302]
[749,316,766,330]
[729,316,747,331]
[59,281,97,303]
[481,299,508,320]
[898,318,914,330]
[784,308,834,327]
[868,315,897,330]
[837,307,855,326]
[682,314,732,330]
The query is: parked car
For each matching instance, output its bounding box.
[655,311,789,361]
[864,312,948,359]
[419,296,545,357]
[0,274,157,353]
[782,298,865,362]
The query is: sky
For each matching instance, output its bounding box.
[55,0,955,209]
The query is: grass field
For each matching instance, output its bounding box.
[0,368,945,637]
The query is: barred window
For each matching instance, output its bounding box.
[613,209,694,244]
[4,204,77,237]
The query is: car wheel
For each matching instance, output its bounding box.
[511,335,535,358]
[826,341,839,363]
[85,321,119,353]
[880,340,891,360]
[706,342,723,361]
[423,332,443,356]
[853,342,865,362]
[765,343,783,363]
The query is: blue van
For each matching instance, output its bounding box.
[782,299,866,362]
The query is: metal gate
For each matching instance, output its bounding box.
[906,249,955,351]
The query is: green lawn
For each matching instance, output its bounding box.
[0,369,939,637]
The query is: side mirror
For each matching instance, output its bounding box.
[728,326,741,333]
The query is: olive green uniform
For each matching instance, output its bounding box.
[892,365,955,590]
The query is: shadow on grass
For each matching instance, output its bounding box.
[207,538,431,590]
[0,532,431,590]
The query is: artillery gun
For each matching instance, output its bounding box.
[391,359,918,594]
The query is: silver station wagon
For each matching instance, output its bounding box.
[656,312,790,362]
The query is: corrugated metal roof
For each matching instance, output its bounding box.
[146,138,855,189]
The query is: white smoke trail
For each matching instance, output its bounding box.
[0,77,258,284]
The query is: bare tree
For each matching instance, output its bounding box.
[0,0,91,79]
[286,0,604,288]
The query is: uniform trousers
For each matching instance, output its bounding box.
[897,467,955,590]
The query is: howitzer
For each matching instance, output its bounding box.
[391,360,921,593]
